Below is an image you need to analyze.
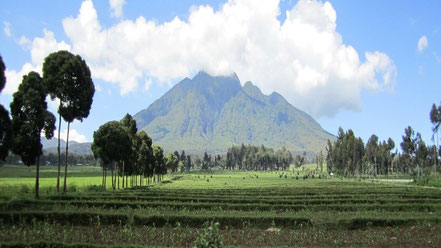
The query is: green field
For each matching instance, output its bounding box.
[1,165,441,247]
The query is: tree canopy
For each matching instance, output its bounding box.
[0,55,12,161]
[43,50,95,193]
[91,121,131,168]
[10,71,55,198]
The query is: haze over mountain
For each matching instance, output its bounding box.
[41,138,92,155]
[134,71,334,154]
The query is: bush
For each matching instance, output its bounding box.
[84,185,106,192]
[20,185,30,194]
[193,221,223,248]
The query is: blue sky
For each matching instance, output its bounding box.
[0,0,440,152]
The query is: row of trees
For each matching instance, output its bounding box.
[2,152,96,166]
[326,128,395,177]
[326,124,439,178]
[91,114,171,189]
[0,51,95,198]
[225,144,293,171]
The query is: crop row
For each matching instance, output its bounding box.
[0,211,440,229]
[90,188,441,200]
[104,186,439,196]
[0,241,145,248]
[84,191,441,201]
[47,195,441,205]
[0,211,310,228]
[3,199,441,213]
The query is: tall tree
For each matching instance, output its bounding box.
[165,153,179,172]
[430,103,441,172]
[43,50,95,194]
[400,126,417,171]
[10,71,55,198]
[91,121,131,189]
[0,55,12,161]
[120,114,138,187]
[365,134,379,177]
[153,145,165,182]
[137,130,153,184]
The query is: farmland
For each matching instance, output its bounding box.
[1,166,441,247]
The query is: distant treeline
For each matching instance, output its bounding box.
[223,144,293,171]
[2,152,97,166]
[172,145,301,172]
[326,126,438,178]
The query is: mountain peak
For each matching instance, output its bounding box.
[242,81,263,99]
[134,72,334,154]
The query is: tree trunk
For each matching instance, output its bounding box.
[374,156,377,178]
[117,169,120,189]
[102,165,105,188]
[104,167,107,189]
[111,167,114,189]
[63,122,70,194]
[35,156,40,199]
[122,161,125,189]
[140,174,142,186]
[56,112,62,193]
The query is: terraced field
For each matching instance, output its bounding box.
[1,173,441,247]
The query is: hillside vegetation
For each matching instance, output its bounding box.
[134,71,334,154]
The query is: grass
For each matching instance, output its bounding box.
[1,165,441,247]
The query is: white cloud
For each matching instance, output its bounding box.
[95,84,102,92]
[42,128,88,143]
[4,63,38,94]
[4,29,71,95]
[3,21,11,37]
[143,78,152,91]
[16,0,397,118]
[54,129,88,143]
[417,35,428,53]
[18,36,32,50]
[109,0,126,18]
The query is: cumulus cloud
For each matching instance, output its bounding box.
[417,35,428,53]
[54,129,88,143]
[60,0,396,117]
[4,29,71,95]
[8,0,396,118]
[109,0,126,18]
[18,36,32,50]
[143,78,152,91]
[3,21,11,37]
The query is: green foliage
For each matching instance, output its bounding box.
[137,130,153,178]
[92,121,131,167]
[0,105,12,161]
[43,50,94,123]
[2,170,441,246]
[165,153,179,172]
[0,54,12,161]
[43,50,95,193]
[225,144,292,171]
[10,71,55,166]
[0,54,5,92]
[326,127,396,177]
[193,221,223,248]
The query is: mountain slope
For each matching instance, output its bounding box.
[134,71,334,154]
[42,138,92,155]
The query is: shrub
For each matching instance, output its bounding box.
[20,185,30,194]
[84,185,106,192]
[193,221,223,248]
